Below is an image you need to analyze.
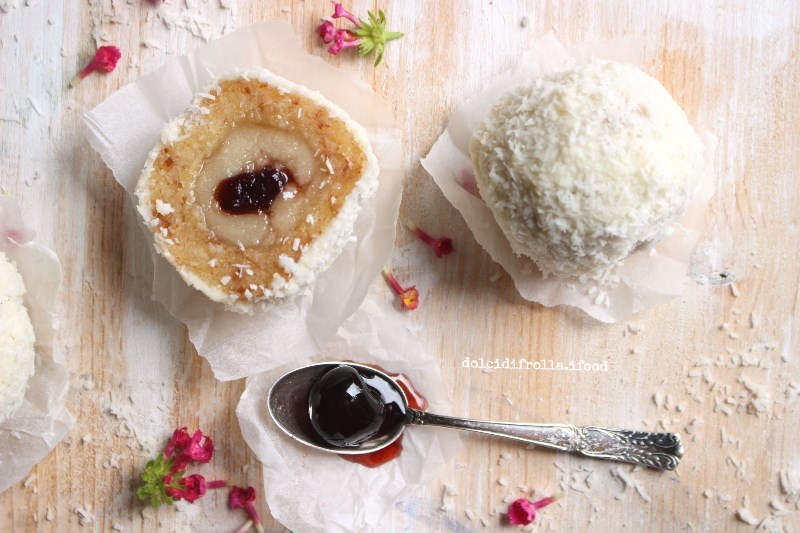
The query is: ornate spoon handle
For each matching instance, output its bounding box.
[407,409,683,471]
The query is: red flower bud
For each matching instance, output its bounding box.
[78,46,121,79]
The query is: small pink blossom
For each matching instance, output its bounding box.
[316,20,337,43]
[331,2,361,26]
[230,486,263,533]
[382,267,420,311]
[163,427,191,459]
[78,46,121,79]
[165,474,226,504]
[163,428,214,472]
[507,495,559,526]
[328,30,360,55]
[313,4,402,66]
[406,222,454,258]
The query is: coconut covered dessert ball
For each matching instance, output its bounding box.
[0,251,36,424]
[470,60,705,279]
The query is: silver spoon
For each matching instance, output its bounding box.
[268,362,684,471]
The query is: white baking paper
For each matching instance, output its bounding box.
[422,34,716,323]
[83,21,403,380]
[0,196,74,494]
[237,287,462,532]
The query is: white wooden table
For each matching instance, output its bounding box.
[1,1,798,531]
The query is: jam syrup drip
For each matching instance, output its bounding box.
[340,364,428,468]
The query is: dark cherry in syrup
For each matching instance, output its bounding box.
[309,366,389,448]
[214,166,291,215]
[307,363,428,468]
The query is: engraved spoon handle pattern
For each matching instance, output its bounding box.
[407,410,684,471]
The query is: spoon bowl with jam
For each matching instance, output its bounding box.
[268,362,685,471]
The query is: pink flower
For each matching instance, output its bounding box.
[138,426,224,507]
[163,428,214,472]
[316,20,337,44]
[230,486,263,533]
[163,427,191,459]
[382,267,420,310]
[184,429,215,463]
[78,46,121,79]
[313,4,402,66]
[507,495,559,526]
[331,2,361,27]
[165,474,226,504]
[328,30,360,55]
[406,222,454,258]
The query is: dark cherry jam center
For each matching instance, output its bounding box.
[213,167,291,215]
[307,363,428,468]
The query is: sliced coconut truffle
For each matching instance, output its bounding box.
[470,60,705,279]
[136,69,379,311]
[0,251,36,424]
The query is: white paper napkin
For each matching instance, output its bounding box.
[83,21,403,380]
[422,34,716,322]
[237,287,462,532]
[0,196,74,494]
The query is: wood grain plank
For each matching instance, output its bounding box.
[0,0,798,531]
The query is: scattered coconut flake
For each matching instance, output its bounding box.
[735,507,759,525]
[439,483,457,511]
[653,391,664,408]
[73,506,94,526]
[684,418,701,434]
[220,276,231,286]
[769,499,786,513]
[730,283,741,297]
[497,477,509,487]
[466,509,477,521]
[633,480,651,503]
[611,466,633,490]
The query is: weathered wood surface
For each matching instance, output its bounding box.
[1,0,798,531]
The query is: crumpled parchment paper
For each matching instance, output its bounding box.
[237,286,462,532]
[0,196,74,494]
[84,21,403,380]
[421,33,716,323]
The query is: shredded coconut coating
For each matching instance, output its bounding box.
[0,252,36,423]
[470,60,705,279]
